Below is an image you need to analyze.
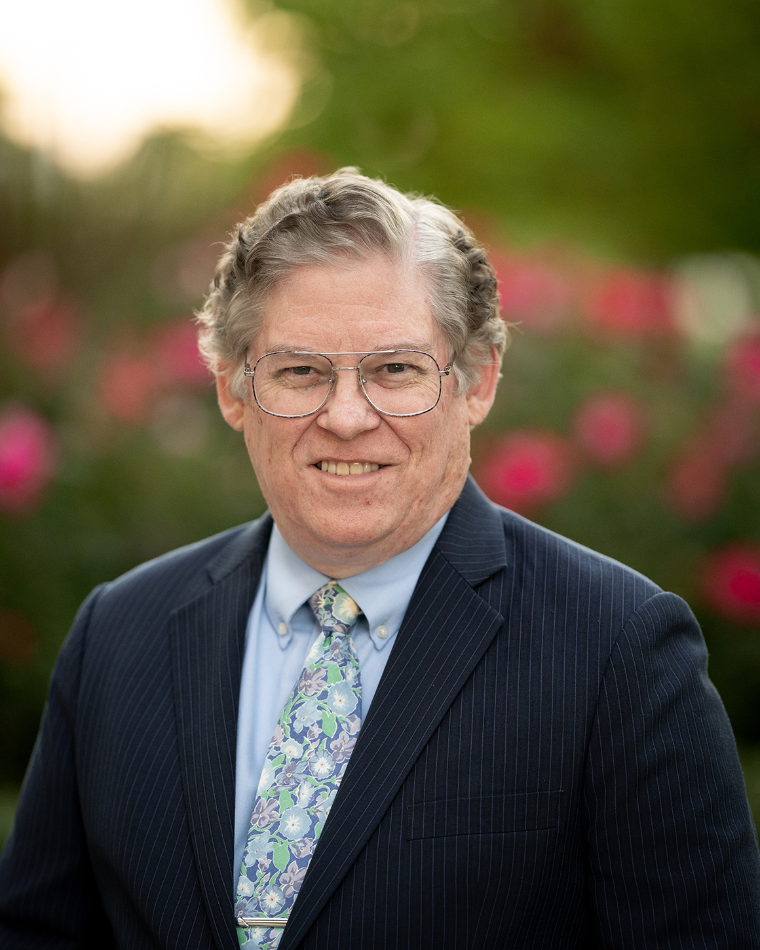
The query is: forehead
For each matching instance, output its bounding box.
[255,255,442,353]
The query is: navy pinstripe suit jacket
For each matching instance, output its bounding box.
[1,476,759,948]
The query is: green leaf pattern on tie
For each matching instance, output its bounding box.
[235,582,362,950]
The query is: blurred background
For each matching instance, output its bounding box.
[1,0,760,841]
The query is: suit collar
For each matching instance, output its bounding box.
[434,474,508,585]
[205,513,273,585]
[171,512,271,950]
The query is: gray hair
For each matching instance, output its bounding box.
[196,168,508,399]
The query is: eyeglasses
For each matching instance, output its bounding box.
[243,350,452,418]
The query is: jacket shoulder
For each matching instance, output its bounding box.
[492,504,665,637]
[446,477,662,614]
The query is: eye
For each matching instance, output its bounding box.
[384,362,408,374]
[290,365,314,376]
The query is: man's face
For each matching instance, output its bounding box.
[217,254,498,576]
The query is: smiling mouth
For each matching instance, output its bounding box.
[316,461,382,476]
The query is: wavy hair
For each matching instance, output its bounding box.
[196,168,508,398]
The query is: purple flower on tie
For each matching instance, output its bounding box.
[293,836,315,858]
[281,758,309,786]
[329,729,357,763]
[271,724,285,747]
[280,860,308,898]
[258,857,271,874]
[252,797,280,828]
[298,666,328,696]
[235,898,252,917]
[306,723,322,744]
[345,714,361,736]
[328,637,353,661]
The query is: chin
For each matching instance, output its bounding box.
[305,512,398,552]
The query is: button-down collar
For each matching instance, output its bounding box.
[265,512,449,651]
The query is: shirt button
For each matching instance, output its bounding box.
[376,625,389,639]
[278,622,288,637]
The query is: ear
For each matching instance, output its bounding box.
[465,348,501,427]
[216,366,246,432]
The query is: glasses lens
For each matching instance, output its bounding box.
[360,351,441,416]
[254,353,332,416]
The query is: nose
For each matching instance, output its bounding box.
[315,367,381,439]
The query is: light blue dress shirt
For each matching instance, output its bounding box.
[233,513,449,882]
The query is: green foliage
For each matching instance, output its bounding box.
[276,0,760,257]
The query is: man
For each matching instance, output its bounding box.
[0,169,758,949]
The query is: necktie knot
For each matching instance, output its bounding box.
[309,581,362,636]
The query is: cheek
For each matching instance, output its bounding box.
[243,413,309,490]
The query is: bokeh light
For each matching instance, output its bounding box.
[0,0,303,176]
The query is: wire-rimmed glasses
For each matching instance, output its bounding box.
[243,350,452,418]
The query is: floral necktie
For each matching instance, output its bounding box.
[235,581,363,949]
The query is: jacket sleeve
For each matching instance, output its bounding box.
[584,590,760,948]
[0,586,115,949]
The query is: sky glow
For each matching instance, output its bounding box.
[0,0,301,177]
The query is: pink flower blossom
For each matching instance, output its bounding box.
[724,333,760,403]
[700,545,760,624]
[700,399,758,465]
[586,270,676,337]
[476,430,576,515]
[99,353,158,425]
[0,404,58,514]
[493,254,571,333]
[7,295,82,375]
[150,320,210,388]
[666,441,727,521]
[572,392,647,466]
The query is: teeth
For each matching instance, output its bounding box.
[318,461,380,476]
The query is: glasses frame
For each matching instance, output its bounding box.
[243,349,452,418]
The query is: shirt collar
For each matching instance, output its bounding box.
[265,513,449,650]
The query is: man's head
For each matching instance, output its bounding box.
[197,169,508,575]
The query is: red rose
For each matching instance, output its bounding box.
[700,545,760,624]
[477,430,576,515]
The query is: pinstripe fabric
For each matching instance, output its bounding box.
[1,476,759,948]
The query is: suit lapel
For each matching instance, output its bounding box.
[280,477,508,949]
[171,515,273,950]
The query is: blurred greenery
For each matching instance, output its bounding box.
[1,0,759,826]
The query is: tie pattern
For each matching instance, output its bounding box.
[235,582,363,949]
